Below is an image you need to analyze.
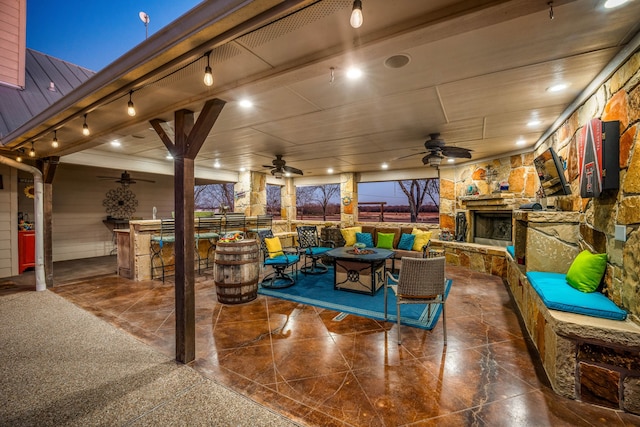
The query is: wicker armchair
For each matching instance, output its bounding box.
[384,256,447,345]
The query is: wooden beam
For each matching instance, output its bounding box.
[155,98,225,364]
[39,157,59,288]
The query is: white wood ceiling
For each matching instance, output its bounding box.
[48,0,640,181]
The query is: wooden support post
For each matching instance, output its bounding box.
[150,98,226,364]
[39,157,59,288]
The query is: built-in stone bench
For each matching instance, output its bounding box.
[506,256,640,414]
[431,239,508,278]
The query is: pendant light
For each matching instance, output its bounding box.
[29,142,35,157]
[350,0,363,28]
[127,91,136,117]
[52,130,59,148]
[82,114,90,136]
[203,51,214,86]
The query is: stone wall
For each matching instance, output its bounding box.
[439,154,538,232]
[533,51,640,326]
[441,51,640,326]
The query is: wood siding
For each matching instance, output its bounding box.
[0,165,18,277]
[0,0,25,88]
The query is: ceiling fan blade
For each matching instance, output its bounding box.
[441,146,472,158]
[135,178,156,183]
[97,176,119,179]
[283,165,303,175]
[395,151,427,160]
[262,164,275,169]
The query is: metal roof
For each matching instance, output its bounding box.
[0,49,94,139]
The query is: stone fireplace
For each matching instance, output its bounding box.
[459,193,515,247]
[473,211,512,247]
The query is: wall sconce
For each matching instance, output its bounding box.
[52,130,59,148]
[203,51,214,87]
[29,142,35,157]
[350,0,363,28]
[82,114,90,136]
[127,91,136,117]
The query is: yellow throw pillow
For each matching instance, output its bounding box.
[340,226,362,246]
[411,228,432,251]
[265,237,284,258]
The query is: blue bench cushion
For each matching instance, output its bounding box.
[506,245,515,258]
[306,247,332,256]
[526,271,627,321]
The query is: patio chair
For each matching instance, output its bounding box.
[150,219,175,282]
[384,256,447,345]
[257,229,299,288]
[247,215,272,239]
[222,212,246,237]
[296,225,334,274]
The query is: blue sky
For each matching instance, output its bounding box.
[26,0,202,71]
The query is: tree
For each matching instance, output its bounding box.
[194,183,234,211]
[313,184,340,220]
[266,184,281,216]
[296,186,318,219]
[397,179,439,222]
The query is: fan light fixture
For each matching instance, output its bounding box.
[273,170,283,179]
[82,114,90,136]
[127,91,136,117]
[29,142,35,157]
[52,130,59,148]
[350,0,363,28]
[203,51,214,86]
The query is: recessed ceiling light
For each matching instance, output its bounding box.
[110,140,121,147]
[547,83,568,92]
[527,119,541,127]
[516,138,526,146]
[604,0,629,8]
[166,154,173,160]
[239,167,246,172]
[239,99,253,108]
[346,67,363,80]
[327,168,333,174]
[381,163,388,169]
[447,158,455,163]
[285,172,291,177]
[213,160,221,168]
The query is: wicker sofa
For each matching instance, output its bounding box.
[328,225,433,271]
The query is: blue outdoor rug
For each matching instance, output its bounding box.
[258,267,452,330]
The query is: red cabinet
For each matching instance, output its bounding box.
[18,230,35,273]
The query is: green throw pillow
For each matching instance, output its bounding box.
[566,250,607,293]
[376,232,395,249]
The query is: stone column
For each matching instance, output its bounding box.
[340,172,357,226]
[439,168,456,231]
[234,171,267,215]
[281,178,296,221]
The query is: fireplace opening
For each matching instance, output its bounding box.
[473,211,512,247]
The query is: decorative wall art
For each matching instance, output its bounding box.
[102,186,138,219]
[578,119,620,198]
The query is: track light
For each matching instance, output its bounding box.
[82,114,90,136]
[52,130,59,148]
[203,51,214,86]
[29,143,35,157]
[127,91,136,117]
[350,0,363,28]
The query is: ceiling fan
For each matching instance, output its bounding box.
[97,171,155,187]
[400,133,473,167]
[262,155,303,179]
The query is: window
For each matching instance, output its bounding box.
[296,184,340,220]
[357,179,439,223]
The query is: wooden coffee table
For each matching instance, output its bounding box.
[325,247,394,295]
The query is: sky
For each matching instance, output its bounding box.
[26,0,202,71]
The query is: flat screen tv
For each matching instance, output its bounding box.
[534,147,571,197]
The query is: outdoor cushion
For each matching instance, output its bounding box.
[340,226,362,246]
[376,232,395,249]
[411,228,431,251]
[397,233,415,251]
[506,245,515,258]
[265,237,284,258]
[526,271,626,321]
[566,250,607,293]
[356,232,374,247]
